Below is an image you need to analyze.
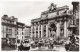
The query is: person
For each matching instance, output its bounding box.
[38,40,42,49]
[75,37,79,51]
[17,43,20,51]
[50,40,53,49]
[30,40,35,48]
[35,40,38,47]
[69,35,75,44]
[76,37,79,44]
[69,43,75,51]
[15,43,17,49]
[64,37,71,51]
[65,43,70,51]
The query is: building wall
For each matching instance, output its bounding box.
[24,27,31,39]
[1,15,18,43]
[31,4,74,40]
[16,24,31,43]
[2,26,7,38]
[17,28,24,42]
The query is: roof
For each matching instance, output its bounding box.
[31,5,72,23]
[31,18,41,22]
[72,2,79,5]
[31,14,72,23]
[41,5,69,15]
[2,15,8,19]
[17,22,25,26]
[2,15,18,21]
[2,22,17,27]
[25,25,31,28]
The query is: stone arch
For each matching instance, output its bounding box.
[49,22,57,38]
[49,23,56,32]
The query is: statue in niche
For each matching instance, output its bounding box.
[48,3,57,12]
[63,5,69,14]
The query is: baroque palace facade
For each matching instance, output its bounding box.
[1,15,31,44]
[31,2,79,40]
[16,22,31,43]
[1,15,18,43]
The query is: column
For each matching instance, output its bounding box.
[56,22,60,37]
[41,25,43,38]
[48,30,50,38]
[34,26,36,38]
[4,26,6,38]
[66,22,69,37]
[31,26,33,38]
[46,24,48,38]
[64,21,67,37]
[48,23,50,38]
[38,25,40,38]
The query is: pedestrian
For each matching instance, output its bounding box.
[50,40,53,49]
[76,37,79,44]
[65,43,70,51]
[38,40,42,48]
[70,35,75,44]
[69,43,75,51]
[17,42,20,51]
[19,43,24,51]
[30,40,34,48]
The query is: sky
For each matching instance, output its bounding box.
[0,0,79,26]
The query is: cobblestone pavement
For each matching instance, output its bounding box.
[2,46,16,51]
[30,45,66,51]
[2,45,66,51]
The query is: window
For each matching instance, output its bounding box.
[36,25,38,30]
[22,32,23,35]
[39,25,41,30]
[17,36,18,39]
[40,31,41,38]
[44,25,46,30]
[60,29,64,37]
[11,21,14,24]
[22,36,23,39]
[4,20,7,23]
[17,31,18,34]
[57,11,59,15]
[9,29,12,33]
[10,21,12,23]
[17,40,20,43]
[7,20,10,23]
[1,19,4,22]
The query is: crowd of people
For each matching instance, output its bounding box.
[17,35,79,51]
[2,34,79,51]
[65,35,79,51]
[16,39,54,51]
[17,40,30,51]
[2,39,16,50]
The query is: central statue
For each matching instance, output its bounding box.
[48,3,57,12]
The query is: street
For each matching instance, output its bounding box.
[12,45,66,51]
[2,46,16,51]
[7,45,66,51]
[30,45,66,51]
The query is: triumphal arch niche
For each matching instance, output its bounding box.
[31,3,73,40]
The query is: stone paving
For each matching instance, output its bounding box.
[30,45,66,51]
[2,45,66,51]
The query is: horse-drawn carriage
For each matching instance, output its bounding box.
[18,40,30,51]
[18,44,30,51]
